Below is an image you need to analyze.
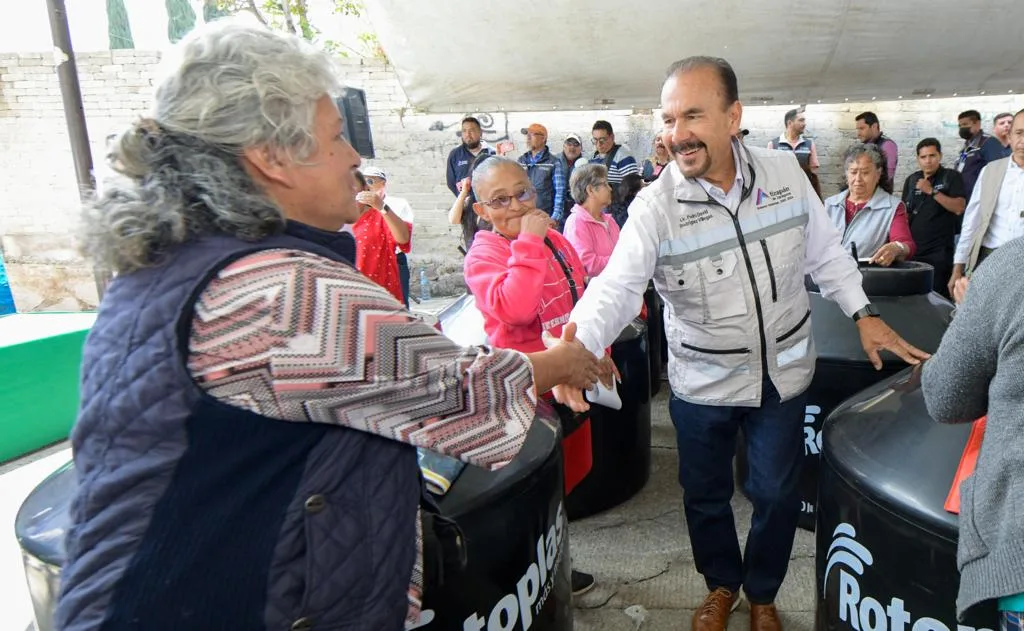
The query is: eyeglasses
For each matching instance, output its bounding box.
[592,136,611,145]
[482,186,537,209]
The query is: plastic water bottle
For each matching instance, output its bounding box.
[419,268,432,301]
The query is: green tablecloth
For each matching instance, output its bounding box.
[0,312,95,463]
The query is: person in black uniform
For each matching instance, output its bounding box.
[901,138,967,298]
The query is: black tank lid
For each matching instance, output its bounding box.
[15,460,76,566]
[809,292,953,364]
[821,368,970,543]
[439,410,560,517]
[806,260,935,297]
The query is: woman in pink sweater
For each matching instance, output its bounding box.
[463,155,615,596]
[464,161,590,355]
[563,163,621,279]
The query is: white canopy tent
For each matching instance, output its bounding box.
[362,0,1024,113]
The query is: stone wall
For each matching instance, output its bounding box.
[1,49,1021,310]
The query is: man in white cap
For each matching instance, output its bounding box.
[363,166,415,306]
[555,132,588,227]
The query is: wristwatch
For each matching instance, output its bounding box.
[852,304,881,322]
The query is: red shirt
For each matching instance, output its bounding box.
[352,208,409,302]
[844,198,917,259]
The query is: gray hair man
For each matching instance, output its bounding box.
[56,18,596,631]
[557,56,928,631]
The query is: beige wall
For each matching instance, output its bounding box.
[1,49,1021,310]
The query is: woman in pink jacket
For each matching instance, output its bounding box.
[463,155,613,597]
[563,163,621,279]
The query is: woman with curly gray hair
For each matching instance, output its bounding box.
[56,19,597,631]
[823,142,917,266]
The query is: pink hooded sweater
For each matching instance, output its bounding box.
[563,203,621,278]
[464,229,587,354]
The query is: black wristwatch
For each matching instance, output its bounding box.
[852,304,881,322]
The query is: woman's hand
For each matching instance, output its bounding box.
[520,209,553,238]
[869,242,907,267]
[537,323,598,413]
[529,323,599,407]
[597,355,620,388]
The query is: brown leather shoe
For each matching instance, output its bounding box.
[692,587,739,631]
[750,603,782,631]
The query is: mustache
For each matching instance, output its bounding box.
[669,140,706,154]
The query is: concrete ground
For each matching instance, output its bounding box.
[568,387,817,631]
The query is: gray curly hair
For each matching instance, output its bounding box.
[82,18,342,273]
[842,142,892,193]
[570,163,608,205]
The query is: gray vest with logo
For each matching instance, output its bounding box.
[824,188,900,258]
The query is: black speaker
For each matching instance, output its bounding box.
[336,87,375,158]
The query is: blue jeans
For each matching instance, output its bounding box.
[669,377,807,603]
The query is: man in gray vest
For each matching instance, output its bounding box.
[559,56,929,631]
[767,108,819,173]
[949,108,1024,295]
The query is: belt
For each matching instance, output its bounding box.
[978,246,996,265]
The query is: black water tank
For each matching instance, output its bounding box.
[737,261,953,530]
[425,416,572,630]
[814,368,997,631]
[566,317,652,520]
[15,420,573,631]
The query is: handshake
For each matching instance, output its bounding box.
[531,323,620,413]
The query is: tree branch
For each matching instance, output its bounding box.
[278,0,297,34]
[244,0,269,26]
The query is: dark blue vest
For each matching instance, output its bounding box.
[519,147,558,215]
[56,223,420,631]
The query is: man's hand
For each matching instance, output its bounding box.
[948,265,965,298]
[355,191,385,211]
[952,276,970,305]
[597,355,621,388]
[457,177,471,194]
[857,317,931,370]
[520,209,553,239]
[547,323,593,413]
[915,177,934,195]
